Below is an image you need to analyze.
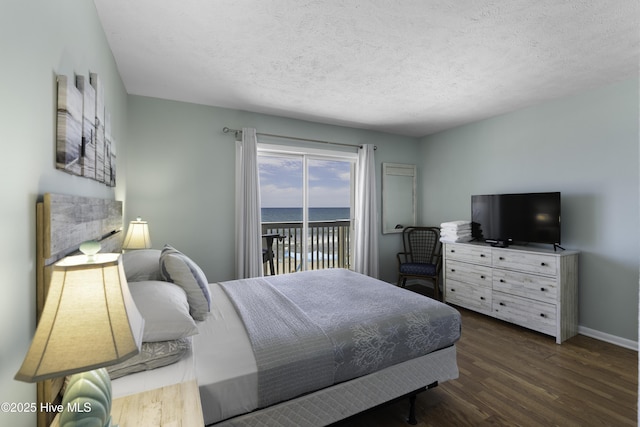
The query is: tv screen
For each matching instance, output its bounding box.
[471,192,561,246]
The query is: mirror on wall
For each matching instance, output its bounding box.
[382,163,416,234]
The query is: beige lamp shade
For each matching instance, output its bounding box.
[122,217,152,250]
[15,253,145,383]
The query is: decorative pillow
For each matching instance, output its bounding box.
[122,249,162,282]
[160,245,211,320]
[107,338,191,380]
[129,280,199,342]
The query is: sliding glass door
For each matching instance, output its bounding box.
[258,146,355,274]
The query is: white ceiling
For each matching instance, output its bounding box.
[93,1,639,137]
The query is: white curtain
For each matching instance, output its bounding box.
[235,128,264,279]
[354,144,379,278]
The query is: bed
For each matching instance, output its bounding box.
[35,193,461,427]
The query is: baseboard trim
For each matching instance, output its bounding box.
[578,325,638,351]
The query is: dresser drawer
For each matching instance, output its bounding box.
[445,244,492,266]
[492,249,558,276]
[446,279,492,314]
[446,260,492,287]
[492,292,556,336]
[493,270,557,304]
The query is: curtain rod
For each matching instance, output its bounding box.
[222,127,376,150]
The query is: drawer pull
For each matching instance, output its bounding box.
[450,269,456,272]
[540,287,546,292]
[450,249,455,253]
[541,262,547,266]
[499,256,505,260]
[499,302,505,306]
[480,275,485,279]
[500,279,506,283]
[540,313,546,318]
[480,254,486,258]
[450,288,455,292]
[480,296,485,300]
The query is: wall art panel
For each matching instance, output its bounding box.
[55,76,83,176]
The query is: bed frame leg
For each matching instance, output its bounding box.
[407,394,417,425]
[405,381,437,425]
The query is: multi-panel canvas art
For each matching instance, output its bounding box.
[56,72,115,187]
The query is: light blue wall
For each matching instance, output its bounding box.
[0,1,128,426]
[419,78,639,342]
[125,96,421,284]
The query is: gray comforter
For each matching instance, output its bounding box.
[219,269,461,408]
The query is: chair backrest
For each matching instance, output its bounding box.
[403,227,441,264]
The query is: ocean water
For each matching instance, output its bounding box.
[262,207,350,222]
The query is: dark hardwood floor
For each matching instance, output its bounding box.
[335,298,637,426]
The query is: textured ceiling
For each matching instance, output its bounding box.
[93,0,639,137]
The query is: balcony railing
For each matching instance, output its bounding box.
[262,220,352,275]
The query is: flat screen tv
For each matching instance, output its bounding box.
[471,192,561,247]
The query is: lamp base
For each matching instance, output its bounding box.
[59,368,117,427]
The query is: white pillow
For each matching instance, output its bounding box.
[160,245,211,321]
[122,249,162,282]
[129,280,199,342]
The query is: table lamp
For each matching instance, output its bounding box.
[122,217,152,251]
[15,245,145,427]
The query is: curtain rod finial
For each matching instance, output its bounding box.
[223,127,242,135]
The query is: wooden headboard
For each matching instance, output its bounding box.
[35,193,123,427]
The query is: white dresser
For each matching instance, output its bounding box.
[443,242,579,343]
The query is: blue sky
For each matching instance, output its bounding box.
[258,155,352,208]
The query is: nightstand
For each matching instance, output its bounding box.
[51,379,204,426]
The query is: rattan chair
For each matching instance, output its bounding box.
[396,226,443,300]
